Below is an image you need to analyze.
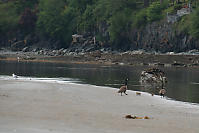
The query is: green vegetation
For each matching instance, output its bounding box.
[14,0,38,14]
[176,15,190,33]
[133,9,148,29]
[189,5,199,37]
[36,0,70,45]
[147,1,168,22]
[0,2,19,35]
[0,0,199,49]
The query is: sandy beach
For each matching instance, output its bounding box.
[0,78,199,133]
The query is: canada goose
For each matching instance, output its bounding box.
[159,89,166,98]
[136,92,141,96]
[118,78,128,96]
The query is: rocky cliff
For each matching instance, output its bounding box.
[2,21,199,53]
[132,21,199,53]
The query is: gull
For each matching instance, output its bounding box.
[12,73,18,79]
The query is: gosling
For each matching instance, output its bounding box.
[159,89,166,98]
[118,78,128,96]
[136,92,141,96]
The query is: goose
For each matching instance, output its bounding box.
[136,92,141,96]
[118,78,128,96]
[159,89,166,98]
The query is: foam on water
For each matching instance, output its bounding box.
[0,75,81,84]
[191,82,199,85]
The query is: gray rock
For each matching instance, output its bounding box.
[22,47,29,52]
[62,49,68,53]
[39,50,44,55]
[140,68,167,85]
[32,48,40,52]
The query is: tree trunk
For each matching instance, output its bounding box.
[144,0,149,7]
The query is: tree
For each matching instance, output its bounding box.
[37,0,77,47]
[176,0,180,4]
[61,6,78,44]
[0,2,19,34]
[147,1,168,22]
[19,8,37,33]
[68,0,96,13]
[79,5,97,33]
[93,0,137,47]
[108,9,133,49]
[144,0,149,7]
[14,0,38,14]
[189,6,199,38]
[132,9,147,29]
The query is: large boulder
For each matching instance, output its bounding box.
[140,68,167,84]
[22,47,30,52]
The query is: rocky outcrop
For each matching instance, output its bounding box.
[1,18,198,54]
[68,34,102,53]
[140,68,167,84]
[167,4,191,23]
[140,68,168,94]
[132,21,199,53]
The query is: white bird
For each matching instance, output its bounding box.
[12,73,18,79]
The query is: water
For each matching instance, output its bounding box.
[0,60,199,104]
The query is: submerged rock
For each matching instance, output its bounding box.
[140,68,167,84]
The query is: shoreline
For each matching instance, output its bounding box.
[0,50,199,67]
[0,75,199,106]
[0,78,199,133]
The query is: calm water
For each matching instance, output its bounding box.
[0,60,199,104]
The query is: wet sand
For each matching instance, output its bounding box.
[0,79,199,133]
